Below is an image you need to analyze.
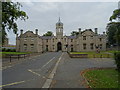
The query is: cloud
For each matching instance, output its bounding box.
[7,2,118,45]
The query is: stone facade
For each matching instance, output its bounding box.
[16,18,107,52]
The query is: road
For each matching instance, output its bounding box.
[2,52,63,88]
[2,52,116,88]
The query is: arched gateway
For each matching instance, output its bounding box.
[57,42,62,51]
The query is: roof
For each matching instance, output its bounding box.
[41,36,54,39]
[67,36,77,39]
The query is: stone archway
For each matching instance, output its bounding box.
[57,42,62,51]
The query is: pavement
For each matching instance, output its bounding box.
[1,52,116,88]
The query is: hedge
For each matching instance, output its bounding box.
[114,52,120,72]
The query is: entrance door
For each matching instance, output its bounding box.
[57,42,62,51]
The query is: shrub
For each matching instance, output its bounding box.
[2,48,6,52]
[114,52,120,72]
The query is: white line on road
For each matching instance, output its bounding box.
[0,81,25,88]
[42,53,64,88]
[33,57,55,71]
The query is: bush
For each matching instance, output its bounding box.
[114,52,120,72]
[2,48,6,52]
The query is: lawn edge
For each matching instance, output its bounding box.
[80,67,117,88]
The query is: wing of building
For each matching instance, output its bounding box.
[16,17,107,52]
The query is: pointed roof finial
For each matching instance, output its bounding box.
[59,17,61,22]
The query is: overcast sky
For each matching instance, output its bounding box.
[7,1,119,45]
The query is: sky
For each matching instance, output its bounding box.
[7,1,119,45]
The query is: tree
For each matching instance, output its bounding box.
[43,31,53,36]
[106,7,120,50]
[70,31,79,36]
[1,2,28,44]
[110,9,120,21]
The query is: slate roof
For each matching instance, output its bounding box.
[40,36,54,39]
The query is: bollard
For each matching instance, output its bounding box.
[10,55,11,62]
[18,55,19,60]
[24,54,25,59]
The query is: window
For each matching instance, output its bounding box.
[83,43,86,49]
[24,38,27,41]
[100,44,102,49]
[83,36,86,40]
[71,45,73,52]
[53,39,54,42]
[99,38,102,41]
[90,43,94,50]
[71,39,73,42]
[53,45,54,50]
[64,38,66,42]
[31,38,34,41]
[46,39,48,43]
[46,45,48,51]
[24,44,27,51]
[91,36,93,39]
[31,44,34,50]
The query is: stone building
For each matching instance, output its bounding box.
[16,18,107,52]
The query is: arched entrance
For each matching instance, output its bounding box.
[57,42,62,51]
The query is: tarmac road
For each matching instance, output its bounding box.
[2,52,62,88]
[2,52,116,88]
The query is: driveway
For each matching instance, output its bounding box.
[50,52,116,88]
[1,52,116,88]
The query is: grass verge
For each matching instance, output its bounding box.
[83,68,120,88]
[70,51,113,58]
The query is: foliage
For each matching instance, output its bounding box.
[110,9,120,21]
[106,22,120,46]
[70,31,79,36]
[84,69,120,88]
[106,7,120,49]
[2,2,28,44]
[43,31,53,36]
[114,52,120,72]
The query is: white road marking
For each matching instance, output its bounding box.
[28,69,41,77]
[33,57,55,71]
[0,81,25,88]
[42,53,64,88]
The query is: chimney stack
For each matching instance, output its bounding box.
[103,32,105,35]
[94,28,98,34]
[35,29,38,35]
[78,28,81,34]
[20,29,23,35]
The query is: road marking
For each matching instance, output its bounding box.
[28,69,41,77]
[42,53,64,88]
[0,81,25,88]
[33,57,55,71]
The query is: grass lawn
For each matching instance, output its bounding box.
[0,52,30,55]
[0,52,31,58]
[84,69,120,88]
[70,51,113,58]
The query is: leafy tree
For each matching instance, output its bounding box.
[110,9,120,21]
[70,31,79,36]
[43,31,53,36]
[106,7,120,50]
[1,2,28,44]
